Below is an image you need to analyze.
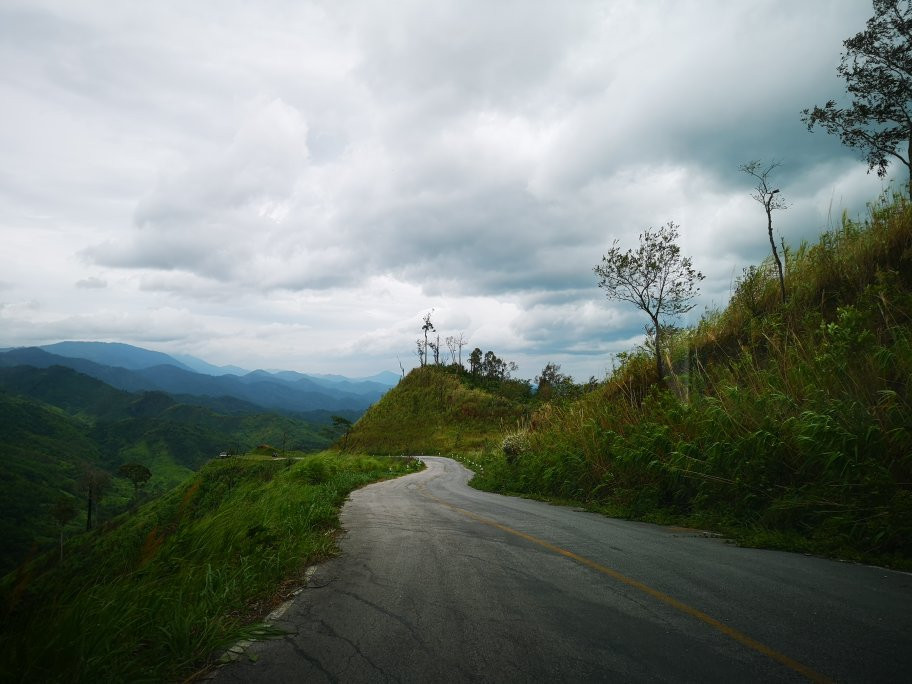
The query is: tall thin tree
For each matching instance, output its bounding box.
[740,160,788,302]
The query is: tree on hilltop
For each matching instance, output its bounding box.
[469,347,483,375]
[421,311,435,366]
[535,362,575,401]
[594,221,703,383]
[802,0,912,195]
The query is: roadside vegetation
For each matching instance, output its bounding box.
[0,452,420,682]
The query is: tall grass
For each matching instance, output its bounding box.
[0,453,420,682]
[465,194,912,567]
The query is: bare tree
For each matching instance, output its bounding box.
[740,160,788,302]
[594,221,704,383]
[51,495,77,561]
[420,310,435,366]
[445,335,458,365]
[455,332,468,368]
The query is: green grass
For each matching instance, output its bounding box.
[0,452,421,683]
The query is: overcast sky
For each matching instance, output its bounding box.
[0,0,901,380]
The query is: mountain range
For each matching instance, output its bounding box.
[0,341,398,415]
[0,340,400,575]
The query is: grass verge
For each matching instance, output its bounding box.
[0,452,421,683]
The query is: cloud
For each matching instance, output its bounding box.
[0,0,898,379]
[75,277,107,289]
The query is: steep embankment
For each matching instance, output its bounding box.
[471,196,912,567]
[0,453,420,682]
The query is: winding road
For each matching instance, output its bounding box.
[216,456,912,682]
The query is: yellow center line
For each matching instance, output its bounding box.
[419,483,832,684]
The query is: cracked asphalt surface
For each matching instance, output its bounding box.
[215,456,912,682]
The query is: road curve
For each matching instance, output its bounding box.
[216,456,912,682]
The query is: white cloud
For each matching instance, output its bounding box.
[0,0,897,380]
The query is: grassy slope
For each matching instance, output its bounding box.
[0,394,104,572]
[0,453,420,683]
[469,196,912,568]
[342,365,529,455]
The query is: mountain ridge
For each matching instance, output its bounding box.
[0,343,396,415]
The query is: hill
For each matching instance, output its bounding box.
[39,341,194,372]
[0,393,103,572]
[0,365,345,575]
[350,195,912,568]
[342,364,531,455]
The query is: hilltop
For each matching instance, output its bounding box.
[341,364,532,455]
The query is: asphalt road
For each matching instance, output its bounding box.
[216,456,912,682]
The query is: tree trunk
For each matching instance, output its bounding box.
[652,318,664,383]
[766,203,786,302]
[86,488,93,531]
[906,141,912,197]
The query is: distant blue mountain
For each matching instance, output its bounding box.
[0,343,394,414]
[170,354,248,377]
[31,341,397,389]
[40,341,193,372]
[310,370,401,386]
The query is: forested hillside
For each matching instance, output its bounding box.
[347,196,912,568]
[0,365,344,575]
